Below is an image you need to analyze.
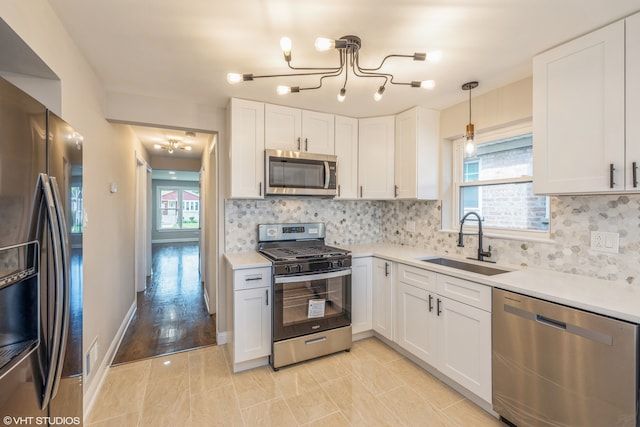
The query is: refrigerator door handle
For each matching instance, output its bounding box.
[48,176,70,400]
[38,174,65,411]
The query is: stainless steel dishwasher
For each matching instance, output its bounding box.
[493,288,639,427]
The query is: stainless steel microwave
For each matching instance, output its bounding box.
[265,149,337,197]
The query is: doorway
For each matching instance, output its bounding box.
[113,126,218,365]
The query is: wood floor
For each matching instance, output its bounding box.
[112,242,216,366]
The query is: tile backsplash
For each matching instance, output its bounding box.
[225,198,384,253]
[225,195,640,284]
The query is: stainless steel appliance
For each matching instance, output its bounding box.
[0,77,83,424]
[493,288,638,427]
[258,223,351,370]
[264,149,337,197]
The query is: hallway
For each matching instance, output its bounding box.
[112,242,216,365]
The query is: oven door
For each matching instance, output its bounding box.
[273,269,351,341]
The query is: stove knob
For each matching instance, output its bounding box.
[296,264,302,273]
[336,259,344,268]
[285,265,292,274]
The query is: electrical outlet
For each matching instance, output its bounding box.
[406,220,416,232]
[590,231,619,254]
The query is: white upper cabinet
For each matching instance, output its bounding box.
[228,98,265,198]
[358,116,395,199]
[264,104,335,154]
[334,115,359,199]
[626,12,640,191]
[533,20,626,194]
[302,110,335,154]
[394,107,440,199]
[265,104,302,151]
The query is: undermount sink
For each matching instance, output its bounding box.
[420,257,508,276]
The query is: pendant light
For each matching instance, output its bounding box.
[462,81,478,158]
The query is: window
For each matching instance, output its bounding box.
[69,183,83,234]
[157,187,200,230]
[453,125,549,234]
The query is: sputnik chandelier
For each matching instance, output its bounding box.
[153,139,192,154]
[227,35,441,102]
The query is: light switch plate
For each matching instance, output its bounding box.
[590,231,619,254]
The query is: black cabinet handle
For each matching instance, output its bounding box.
[610,163,615,189]
[259,182,262,196]
[297,137,301,150]
[428,294,433,312]
[384,262,390,277]
[337,185,341,197]
[394,185,398,198]
[633,162,638,188]
[305,138,308,151]
[436,298,442,316]
[360,186,363,198]
[266,289,269,306]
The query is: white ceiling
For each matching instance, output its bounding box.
[128,124,213,160]
[49,0,639,123]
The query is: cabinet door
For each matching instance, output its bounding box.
[234,287,271,363]
[395,282,437,365]
[302,110,335,154]
[437,297,492,403]
[372,258,393,340]
[395,108,418,199]
[228,98,265,198]
[351,257,373,335]
[533,21,625,194]
[334,115,359,199]
[265,103,302,151]
[358,116,395,199]
[626,12,640,191]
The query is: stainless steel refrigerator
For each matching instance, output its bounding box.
[0,77,83,424]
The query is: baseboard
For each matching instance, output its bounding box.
[352,330,375,341]
[216,331,228,345]
[83,301,136,421]
[203,286,210,313]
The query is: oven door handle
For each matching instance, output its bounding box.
[324,161,330,189]
[274,268,351,284]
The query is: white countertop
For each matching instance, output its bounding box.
[224,243,640,324]
[224,251,271,270]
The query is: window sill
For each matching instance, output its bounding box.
[439,228,555,244]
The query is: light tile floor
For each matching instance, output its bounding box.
[86,337,504,426]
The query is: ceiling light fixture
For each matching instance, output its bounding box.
[227,35,440,102]
[153,139,192,154]
[462,81,479,158]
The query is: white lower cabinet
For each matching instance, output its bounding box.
[393,263,493,403]
[351,257,373,334]
[372,257,394,340]
[229,265,272,372]
[396,280,438,366]
[437,295,492,402]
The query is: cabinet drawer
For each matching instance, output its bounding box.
[233,267,271,290]
[397,264,437,292]
[436,274,491,311]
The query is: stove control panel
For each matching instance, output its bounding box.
[259,223,326,242]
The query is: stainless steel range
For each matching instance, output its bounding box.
[258,223,352,370]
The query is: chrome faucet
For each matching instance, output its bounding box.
[457,211,492,262]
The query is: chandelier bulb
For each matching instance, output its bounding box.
[277,85,291,95]
[427,50,443,63]
[280,37,292,53]
[315,37,335,52]
[420,80,436,90]
[337,88,346,102]
[374,86,385,102]
[227,73,242,84]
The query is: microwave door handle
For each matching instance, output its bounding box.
[324,161,330,189]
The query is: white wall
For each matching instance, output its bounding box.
[0,1,140,398]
